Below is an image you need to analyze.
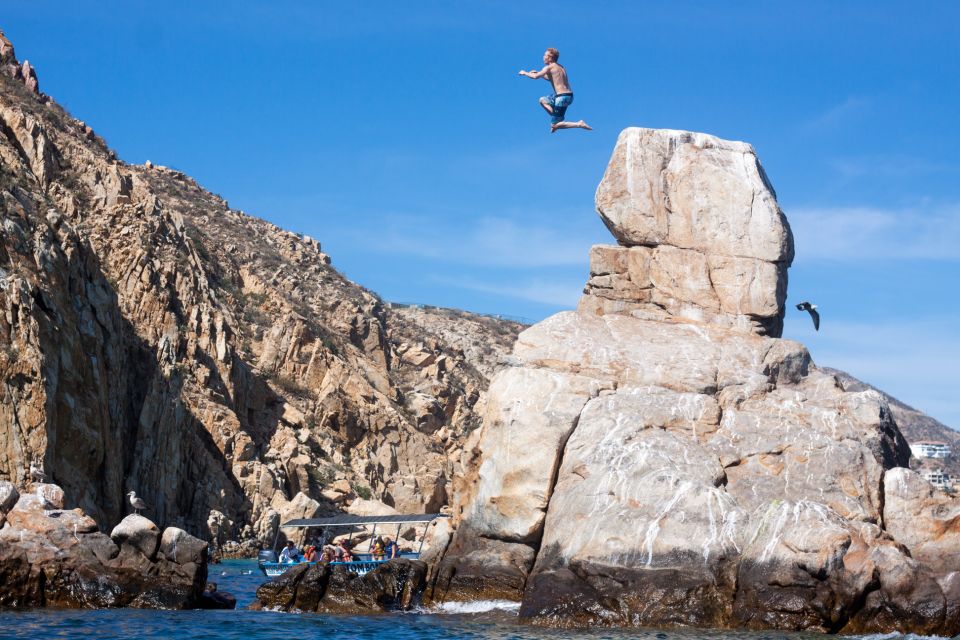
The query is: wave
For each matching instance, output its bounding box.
[428,599,521,615]
[854,634,952,640]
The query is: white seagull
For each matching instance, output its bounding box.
[127,491,148,515]
[29,461,46,484]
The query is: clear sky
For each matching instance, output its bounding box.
[5,2,959,427]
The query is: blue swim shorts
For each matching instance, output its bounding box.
[542,92,573,124]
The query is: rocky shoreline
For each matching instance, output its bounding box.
[0,481,229,609]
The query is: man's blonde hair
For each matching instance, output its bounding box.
[546,47,559,62]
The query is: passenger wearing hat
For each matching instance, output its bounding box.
[321,545,337,563]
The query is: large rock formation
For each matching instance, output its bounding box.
[0,481,209,608]
[435,128,960,634]
[255,559,428,613]
[0,27,521,550]
[587,129,793,336]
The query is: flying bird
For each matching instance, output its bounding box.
[796,302,820,331]
[127,491,148,515]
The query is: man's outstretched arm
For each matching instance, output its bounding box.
[518,65,549,79]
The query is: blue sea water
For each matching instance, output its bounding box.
[0,560,941,640]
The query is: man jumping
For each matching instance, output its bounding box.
[519,48,592,133]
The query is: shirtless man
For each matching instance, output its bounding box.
[519,48,592,133]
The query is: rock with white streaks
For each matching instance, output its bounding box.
[434,128,954,635]
[882,467,960,574]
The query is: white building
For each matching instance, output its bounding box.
[910,441,951,459]
[921,469,951,490]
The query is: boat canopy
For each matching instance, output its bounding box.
[281,513,449,528]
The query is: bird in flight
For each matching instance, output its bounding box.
[796,302,820,331]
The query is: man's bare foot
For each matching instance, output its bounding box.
[578,120,593,130]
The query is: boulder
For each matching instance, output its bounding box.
[0,481,18,525]
[159,527,208,566]
[586,128,793,336]
[34,483,64,509]
[256,562,312,610]
[198,586,237,610]
[110,515,161,559]
[256,559,428,613]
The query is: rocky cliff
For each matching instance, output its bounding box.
[435,128,960,634]
[0,29,522,546]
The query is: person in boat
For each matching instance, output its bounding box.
[321,545,337,563]
[383,536,399,560]
[518,47,592,133]
[302,545,318,563]
[337,540,354,562]
[278,540,300,564]
[372,536,385,560]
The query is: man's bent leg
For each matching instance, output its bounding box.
[539,97,554,115]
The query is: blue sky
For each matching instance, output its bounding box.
[5,2,959,426]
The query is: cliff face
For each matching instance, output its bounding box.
[0,30,522,543]
[436,128,960,634]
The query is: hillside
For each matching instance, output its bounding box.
[0,29,523,545]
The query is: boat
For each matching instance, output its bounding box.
[257,512,448,577]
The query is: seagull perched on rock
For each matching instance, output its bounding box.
[29,460,46,484]
[127,491,148,515]
[796,301,820,331]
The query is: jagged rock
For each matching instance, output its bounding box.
[206,510,232,547]
[0,30,14,64]
[20,60,38,94]
[255,559,428,613]
[436,128,954,635]
[256,562,311,610]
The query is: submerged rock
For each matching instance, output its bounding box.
[435,127,960,635]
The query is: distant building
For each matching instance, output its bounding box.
[921,469,951,490]
[910,441,951,459]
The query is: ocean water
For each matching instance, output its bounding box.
[0,560,943,640]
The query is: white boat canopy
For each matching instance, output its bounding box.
[280,513,449,528]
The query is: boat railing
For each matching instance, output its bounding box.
[259,552,421,577]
